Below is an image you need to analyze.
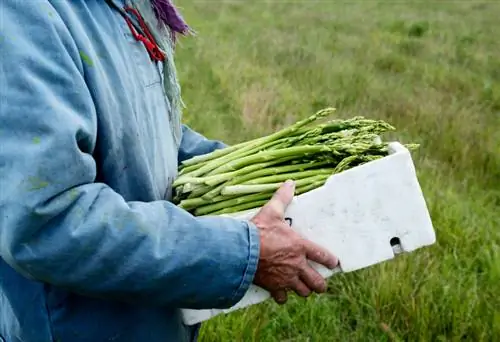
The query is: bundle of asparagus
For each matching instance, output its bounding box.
[173,108,418,216]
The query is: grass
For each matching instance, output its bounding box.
[174,1,500,340]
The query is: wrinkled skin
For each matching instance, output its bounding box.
[251,180,339,304]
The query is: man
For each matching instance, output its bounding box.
[0,1,338,341]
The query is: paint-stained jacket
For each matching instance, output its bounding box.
[0,1,260,341]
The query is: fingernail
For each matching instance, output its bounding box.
[285,179,295,188]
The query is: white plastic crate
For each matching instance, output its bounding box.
[181,142,436,325]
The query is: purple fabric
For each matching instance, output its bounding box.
[150,0,190,40]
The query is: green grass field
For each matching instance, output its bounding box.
[174,1,500,340]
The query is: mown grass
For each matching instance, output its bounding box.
[174,1,500,340]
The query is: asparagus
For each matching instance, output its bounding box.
[176,139,282,180]
[178,156,296,188]
[241,168,334,186]
[180,138,261,167]
[221,174,330,196]
[208,145,332,175]
[194,192,274,216]
[223,160,332,186]
[197,178,330,216]
[176,108,335,178]
[172,108,419,216]
[209,200,271,216]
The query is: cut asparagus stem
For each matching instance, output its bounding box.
[180,107,336,169]
[211,140,386,175]
[221,174,329,196]
[225,160,332,186]
[178,163,200,176]
[201,182,226,200]
[187,156,296,188]
[241,168,334,185]
[202,139,286,177]
[180,138,261,167]
[210,145,332,175]
[186,184,214,199]
[196,176,331,216]
[295,179,328,195]
[192,108,335,176]
[172,109,418,215]
[207,199,270,216]
[194,192,274,216]
[176,138,283,180]
[205,175,331,215]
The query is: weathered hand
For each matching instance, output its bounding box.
[250,180,338,304]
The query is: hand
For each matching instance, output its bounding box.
[250,180,339,304]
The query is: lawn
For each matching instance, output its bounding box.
[174,1,500,341]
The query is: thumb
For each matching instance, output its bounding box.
[265,180,295,216]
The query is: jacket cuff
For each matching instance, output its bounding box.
[228,220,260,305]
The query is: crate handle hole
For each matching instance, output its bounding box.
[390,237,403,255]
[390,237,401,246]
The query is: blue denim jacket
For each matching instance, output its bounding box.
[0,1,260,341]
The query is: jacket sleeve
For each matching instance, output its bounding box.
[178,125,227,163]
[0,1,259,310]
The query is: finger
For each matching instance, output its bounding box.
[271,290,288,305]
[291,278,312,297]
[300,265,327,293]
[265,180,295,216]
[303,239,338,269]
